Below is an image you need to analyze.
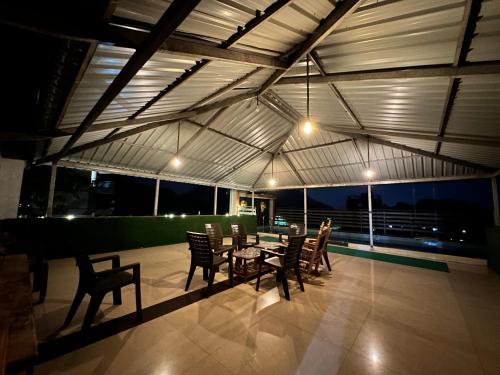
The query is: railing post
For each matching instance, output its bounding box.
[46,163,57,217]
[153,178,160,216]
[213,185,218,215]
[368,183,374,248]
[492,177,500,226]
[303,187,308,233]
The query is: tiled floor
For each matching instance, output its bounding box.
[34,242,500,375]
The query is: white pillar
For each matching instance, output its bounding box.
[229,189,238,215]
[269,199,274,227]
[367,183,374,248]
[0,157,25,219]
[46,164,57,217]
[303,187,308,233]
[251,191,255,215]
[153,178,160,216]
[213,185,218,215]
[492,177,500,226]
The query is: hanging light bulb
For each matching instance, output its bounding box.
[255,96,260,112]
[303,54,314,135]
[365,137,374,179]
[172,121,181,168]
[268,156,277,186]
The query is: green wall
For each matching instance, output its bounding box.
[0,215,256,258]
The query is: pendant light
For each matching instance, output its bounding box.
[172,121,181,168]
[303,54,313,135]
[365,137,374,179]
[255,95,260,113]
[268,156,277,186]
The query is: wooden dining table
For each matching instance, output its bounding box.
[0,254,37,374]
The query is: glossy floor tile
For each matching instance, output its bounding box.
[34,242,500,374]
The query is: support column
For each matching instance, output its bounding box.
[492,177,500,226]
[303,187,308,233]
[367,183,374,248]
[251,191,255,215]
[46,163,57,217]
[153,178,160,216]
[213,185,218,215]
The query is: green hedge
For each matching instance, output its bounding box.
[0,215,256,258]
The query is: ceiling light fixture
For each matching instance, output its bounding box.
[303,54,314,135]
[172,121,181,168]
[255,95,260,112]
[365,137,374,179]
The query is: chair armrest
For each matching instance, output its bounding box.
[95,262,140,278]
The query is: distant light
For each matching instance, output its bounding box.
[172,157,181,168]
[365,169,374,179]
[303,119,313,135]
[459,239,464,242]
[181,214,186,218]
[225,213,229,217]
[169,213,174,219]
[268,178,277,186]
[66,215,75,220]
[422,226,426,230]
[462,229,466,234]
[432,227,438,232]
[388,224,393,228]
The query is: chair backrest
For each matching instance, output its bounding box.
[75,254,97,286]
[205,223,224,250]
[186,231,214,267]
[230,223,247,244]
[284,235,306,268]
[288,223,305,237]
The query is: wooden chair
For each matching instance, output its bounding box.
[278,223,305,244]
[205,223,236,255]
[305,219,333,271]
[301,226,329,276]
[185,231,233,294]
[230,223,259,250]
[256,235,306,301]
[63,254,142,330]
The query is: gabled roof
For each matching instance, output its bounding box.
[9,0,499,189]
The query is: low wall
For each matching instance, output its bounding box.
[0,215,256,258]
[486,227,500,274]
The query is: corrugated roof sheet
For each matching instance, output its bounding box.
[51,0,499,190]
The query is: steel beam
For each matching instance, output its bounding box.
[276,63,500,85]
[53,0,202,161]
[281,152,306,185]
[309,51,363,129]
[36,91,256,163]
[258,0,363,93]
[435,0,482,154]
[319,124,500,148]
[156,108,229,174]
[46,164,57,217]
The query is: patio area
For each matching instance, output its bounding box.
[32,240,500,375]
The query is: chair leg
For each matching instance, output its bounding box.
[295,267,305,292]
[255,261,263,291]
[82,293,105,329]
[207,267,216,296]
[228,257,234,287]
[203,266,209,281]
[135,281,142,320]
[323,250,332,271]
[63,286,85,328]
[185,263,196,291]
[281,270,290,301]
[112,288,122,305]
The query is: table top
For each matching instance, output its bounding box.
[0,255,37,366]
[233,247,261,260]
[254,241,282,250]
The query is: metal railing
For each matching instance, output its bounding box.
[274,207,491,243]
